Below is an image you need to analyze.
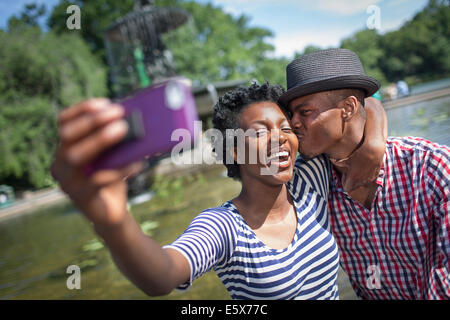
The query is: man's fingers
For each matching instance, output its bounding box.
[59,98,110,125]
[60,105,124,144]
[65,119,128,167]
[89,162,144,187]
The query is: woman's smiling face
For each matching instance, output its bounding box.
[235,101,298,185]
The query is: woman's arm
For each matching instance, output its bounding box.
[94,214,190,296]
[51,98,190,296]
[342,97,387,191]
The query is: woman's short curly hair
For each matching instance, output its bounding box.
[212,81,286,180]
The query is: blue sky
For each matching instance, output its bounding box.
[0,0,429,58]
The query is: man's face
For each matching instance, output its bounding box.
[288,92,344,158]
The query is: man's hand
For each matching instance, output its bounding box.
[51,98,143,227]
[342,97,387,192]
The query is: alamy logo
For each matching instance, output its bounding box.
[366,264,381,290]
[366,5,381,31]
[66,5,81,30]
[66,265,81,290]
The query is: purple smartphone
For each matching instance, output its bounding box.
[85,78,199,174]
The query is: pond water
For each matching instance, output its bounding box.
[0,94,449,300]
[387,95,450,146]
[0,168,237,300]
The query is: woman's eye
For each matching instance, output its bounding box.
[256,129,268,136]
[282,127,293,133]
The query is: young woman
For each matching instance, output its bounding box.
[51,82,385,299]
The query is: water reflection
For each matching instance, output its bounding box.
[387,95,450,146]
[0,170,235,300]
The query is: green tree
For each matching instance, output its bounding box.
[0,22,107,190]
[340,29,387,85]
[302,0,450,86]
[162,1,280,85]
[0,97,56,189]
[294,45,323,59]
[380,0,450,83]
[249,56,290,88]
[48,0,135,62]
[48,0,286,87]
[7,3,46,29]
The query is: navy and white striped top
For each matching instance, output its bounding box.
[165,155,339,299]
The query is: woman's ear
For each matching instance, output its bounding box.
[340,96,359,122]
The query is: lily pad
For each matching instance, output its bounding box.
[140,220,159,236]
[82,239,104,252]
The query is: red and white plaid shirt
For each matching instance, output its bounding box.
[328,137,450,299]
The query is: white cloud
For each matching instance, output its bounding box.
[221,5,243,16]
[379,18,407,33]
[386,0,409,7]
[269,28,354,58]
[310,0,383,15]
[212,0,383,15]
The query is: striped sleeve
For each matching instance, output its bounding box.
[163,208,237,290]
[288,154,331,200]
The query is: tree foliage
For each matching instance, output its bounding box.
[163,0,287,85]
[340,0,449,86]
[294,0,449,86]
[48,0,135,62]
[379,0,450,84]
[48,0,286,87]
[340,29,387,85]
[0,22,107,189]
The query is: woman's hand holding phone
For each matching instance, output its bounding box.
[51,98,143,228]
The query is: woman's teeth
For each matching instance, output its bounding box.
[267,151,289,161]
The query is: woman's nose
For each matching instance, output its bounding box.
[271,128,288,145]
